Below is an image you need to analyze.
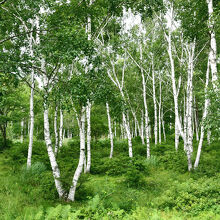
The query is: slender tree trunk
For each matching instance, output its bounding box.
[161,106,166,142]
[207,130,211,145]
[44,101,66,198]
[42,61,65,198]
[152,57,158,145]
[141,111,145,144]
[59,108,63,148]
[21,120,24,143]
[175,117,180,151]
[140,45,150,158]
[158,76,162,144]
[206,0,218,90]
[68,107,86,201]
[27,69,34,168]
[165,5,194,170]
[114,121,117,138]
[63,129,65,140]
[54,105,59,155]
[194,97,199,141]
[106,103,114,158]
[86,101,91,172]
[123,112,133,157]
[194,60,210,168]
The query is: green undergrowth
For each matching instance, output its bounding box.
[0,137,219,219]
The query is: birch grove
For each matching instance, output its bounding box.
[0,0,219,205]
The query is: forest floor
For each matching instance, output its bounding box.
[0,138,219,219]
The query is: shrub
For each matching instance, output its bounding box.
[157,175,220,215]
[20,162,58,201]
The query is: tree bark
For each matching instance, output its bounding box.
[68,107,86,201]
[86,101,91,172]
[21,120,24,143]
[161,106,166,142]
[140,45,150,158]
[185,41,195,170]
[158,75,162,144]
[206,0,218,90]
[42,63,66,198]
[54,105,59,155]
[123,112,133,157]
[141,111,145,144]
[27,70,34,168]
[59,108,63,148]
[152,57,158,145]
[106,102,114,158]
[27,27,35,167]
[194,60,210,168]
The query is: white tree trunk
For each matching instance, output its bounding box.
[86,101,91,172]
[63,129,65,140]
[44,101,66,198]
[175,117,180,151]
[42,62,65,198]
[140,45,150,158]
[107,56,133,156]
[158,76,162,144]
[114,121,117,138]
[106,103,114,158]
[123,112,133,157]
[166,7,186,143]
[194,97,199,141]
[152,57,158,145]
[27,69,34,168]
[194,60,210,168]
[206,0,218,90]
[207,130,211,145]
[54,105,59,155]
[68,107,86,201]
[59,108,63,148]
[185,41,195,170]
[141,111,145,144]
[161,107,166,142]
[21,120,24,143]
[165,5,194,170]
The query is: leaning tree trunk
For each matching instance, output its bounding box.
[194,60,210,169]
[106,102,114,158]
[68,107,86,201]
[44,100,66,198]
[194,97,199,141]
[42,65,66,198]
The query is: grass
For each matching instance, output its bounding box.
[0,137,219,219]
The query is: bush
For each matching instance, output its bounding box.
[20,162,58,201]
[157,175,220,215]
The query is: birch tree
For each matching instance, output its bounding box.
[106,102,114,158]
